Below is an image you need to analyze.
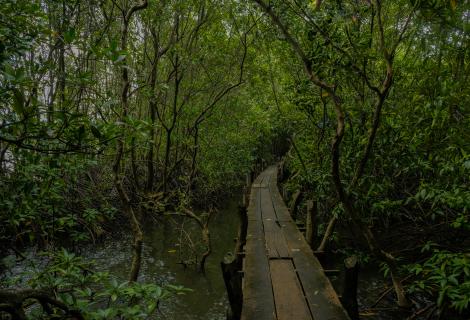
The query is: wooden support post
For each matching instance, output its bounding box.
[305,200,317,249]
[242,186,248,207]
[221,205,248,320]
[242,171,251,208]
[234,205,248,255]
[246,173,251,188]
[341,256,359,320]
[221,257,243,320]
[277,161,284,182]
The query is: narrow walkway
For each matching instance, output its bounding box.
[241,166,350,320]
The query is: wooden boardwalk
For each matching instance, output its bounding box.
[241,166,350,320]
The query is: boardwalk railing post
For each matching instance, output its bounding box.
[305,200,317,249]
[341,256,359,320]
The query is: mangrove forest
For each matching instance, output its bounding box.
[0,0,469,319]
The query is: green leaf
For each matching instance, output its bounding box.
[437,289,446,307]
[90,125,102,139]
[64,28,76,43]
[77,125,85,141]
[12,88,25,115]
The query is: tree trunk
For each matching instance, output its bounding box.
[112,1,148,282]
[341,256,359,320]
[199,222,211,273]
[305,200,317,248]
[317,216,336,252]
[289,190,302,220]
[187,126,199,195]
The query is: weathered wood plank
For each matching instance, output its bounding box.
[260,188,277,221]
[270,259,313,320]
[241,238,276,319]
[247,181,261,222]
[264,221,290,258]
[282,221,350,320]
[261,188,290,258]
[267,170,292,222]
[242,183,276,320]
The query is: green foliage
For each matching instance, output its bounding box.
[409,247,470,313]
[21,249,186,319]
[0,155,115,245]
[0,0,44,68]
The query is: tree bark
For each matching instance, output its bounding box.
[305,200,317,248]
[289,190,302,220]
[112,0,148,282]
[317,216,336,252]
[183,208,213,273]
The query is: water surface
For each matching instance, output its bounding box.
[85,198,240,320]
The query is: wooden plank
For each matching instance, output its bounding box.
[282,222,350,320]
[264,221,290,258]
[242,173,276,320]
[272,197,294,222]
[241,238,275,320]
[270,259,313,320]
[260,169,272,188]
[247,184,261,221]
[253,170,270,188]
[260,188,277,220]
[267,171,292,222]
[260,188,290,258]
[251,171,266,189]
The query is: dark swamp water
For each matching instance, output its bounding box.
[83,198,241,320]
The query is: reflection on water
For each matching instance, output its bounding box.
[85,198,240,320]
